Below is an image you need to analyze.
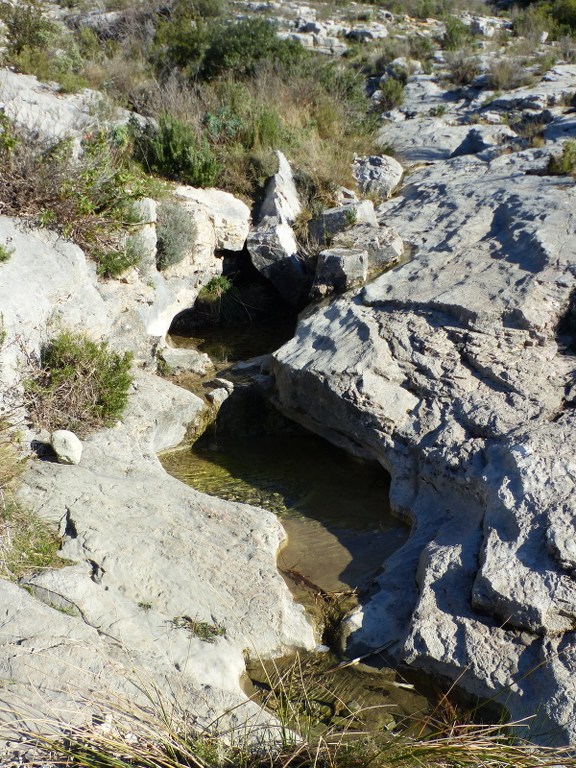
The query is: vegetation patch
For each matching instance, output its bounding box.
[0,498,63,580]
[7,679,576,768]
[0,0,88,92]
[0,424,63,580]
[156,200,198,270]
[23,330,133,438]
[171,615,226,642]
[0,116,153,277]
[548,139,576,175]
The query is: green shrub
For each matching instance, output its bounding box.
[1,499,63,579]
[156,201,197,270]
[445,49,481,86]
[443,16,473,51]
[0,244,13,262]
[0,118,152,272]
[96,240,142,278]
[487,58,534,90]
[378,77,405,111]
[552,0,576,30]
[132,114,220,186]
[201,18,306,80]
[0,0,56,57]
[198,275,232,300]
[24,331,133,437]
[548,139,576,175]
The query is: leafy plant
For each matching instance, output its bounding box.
[156,201,197,270]
[0,498,64,579]
[445,49,481,86]
[378,77,405,111]
[0,120,150,275]
[0,244,13,263]
[131,114,220,187]
[443,16,473,51]
[548,139,576,175]
[0,0,56,57]
[0,422,64,580]
[198,275,232,300]
[24,330,133,437]
[95,240,142,278]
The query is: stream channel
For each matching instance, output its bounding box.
[160,286,443,739]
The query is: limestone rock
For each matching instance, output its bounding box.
[159,345,213,376]
[247,216,309,306]
[5,370,315,737]
[311,248,368,298]
[268,143,576,743]
[352,155,403,199]
[51,430,83,465]
[174,187,251,252]
[450,125,518,157]
[248,154,308,306]
[259,151,302,224]
[331,223,404,270]
[309,200,377,245]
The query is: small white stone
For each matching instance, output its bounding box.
[51,430,83,465]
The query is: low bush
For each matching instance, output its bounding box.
[443,16,474,51]
[0,498,63,579]
[0,244,13,263]
[378,77,406,111]
[0,423,63,580]
[157,15,306,81]
[24,330,133,437]
[0,118,150,276]
[486,58,534,90]
[199,18,306,80]
[548,138,576,175]
[131,114,221,187]
[552,0,576,30]
[156,201,197,270]
[445,49,481,86]
[0,0,55,57]
[0,0,89,92]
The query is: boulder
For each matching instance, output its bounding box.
[51,430,83,465]
[247,217,309,306]
[174,187,251,252]
[258,151,302,224]
[308,200,377,244]
[247,152,309,307]
[310,248,368,299]
[158,345,213,376]
[332,223,404,270]
[450,125,518,158]
[352,155,403,199]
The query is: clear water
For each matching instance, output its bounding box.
[161,433,408,593]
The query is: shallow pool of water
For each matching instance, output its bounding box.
[169,320,295,367]
[161,433,408,593]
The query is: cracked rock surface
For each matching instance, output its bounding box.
[269,128,576,743]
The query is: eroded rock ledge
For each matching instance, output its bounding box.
[269,147,576,743]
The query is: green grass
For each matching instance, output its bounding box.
[171,615,226,642]
[0,500,63,579]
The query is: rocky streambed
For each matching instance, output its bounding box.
[3,2,576,755]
